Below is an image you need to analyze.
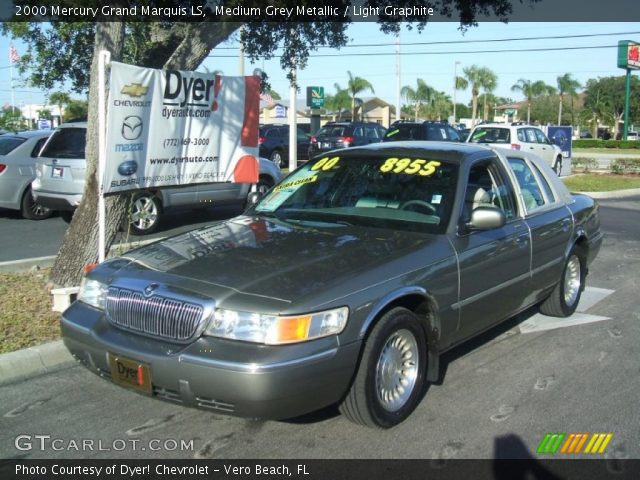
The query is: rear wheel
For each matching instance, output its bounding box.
[20,187,53,220]
[339,307,427,428]
[129,192,162,235]
[269,150,283,169]
[540,247,585,317]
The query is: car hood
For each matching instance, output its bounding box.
[116,215,450,311]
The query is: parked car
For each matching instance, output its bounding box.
[32,122,283,234]
[258,124,310,168]
[308,121,386,158]
[0,129,53,219]
[62,141,602,428]
[383,121,463,142]
[467,123,564,174]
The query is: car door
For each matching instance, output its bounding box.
[507,155,572,294]
[450,156,531,341]
[532,128,557,166]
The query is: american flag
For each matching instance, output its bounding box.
[260,92,274,105]
[9,44,19,64]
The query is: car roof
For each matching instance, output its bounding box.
[58,121,87,129]
[326,141,496,165]
[2,129,53,139]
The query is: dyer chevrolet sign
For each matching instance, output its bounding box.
[104,62,260,194]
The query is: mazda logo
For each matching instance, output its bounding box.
[143,283,159,297]
[122,115,143,140]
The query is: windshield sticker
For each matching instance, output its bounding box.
[431,194,442,204]
[379,157,441,176]
[272,174,318,193]
[471,130,487,140]
[256,174,319,212]
[311,156,340,171]
[385,129,400,138]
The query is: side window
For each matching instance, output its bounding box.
[447,127,461,142]
[525,129,538,143]
[461,158,517,228]
[530,162,556,203]
[353,126,364,137]
[508,157,546,212]
[517,129,527,142]
[534,129,550,145]
[31,137,48,157]
[365,126,379,139]
[378,126,387,138]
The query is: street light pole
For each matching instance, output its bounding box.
[453,61,460,124]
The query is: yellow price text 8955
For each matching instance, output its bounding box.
[379,158,441,176]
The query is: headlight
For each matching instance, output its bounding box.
[78,277,108,310]
[204,306,349,345]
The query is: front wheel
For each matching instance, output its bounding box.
[553,157,562,175]
[539,248,585,317]
[20,187,53,220]
[339,307,427,428]
[129,193,162,235]
[269,150,284,169]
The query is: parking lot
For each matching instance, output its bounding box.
[1,195,638,463]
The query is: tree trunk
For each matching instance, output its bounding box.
[527,101,531,124]
[558,93,563,125]
[483,95,488,121]
[471,90,478,127]
[49,23,241,288]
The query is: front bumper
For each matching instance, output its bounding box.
[61,301,361,420]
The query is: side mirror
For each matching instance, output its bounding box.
[467,207,506,231]
[246,191,262,207]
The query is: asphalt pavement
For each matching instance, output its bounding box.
[0,195,638,461]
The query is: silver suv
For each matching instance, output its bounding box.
[467,123,564,174]
[32,122,282,234]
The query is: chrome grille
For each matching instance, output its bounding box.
[106,286,205,342]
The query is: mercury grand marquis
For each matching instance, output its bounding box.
[61,142,602,428]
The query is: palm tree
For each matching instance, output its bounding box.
[401,78,435,121]
[325,83,351,121]
[456,65,497,127]
[347,71,375,122]
[479,70,498,121]
[429,91,453,121]
[556,73,581,125]
[511,79,553,123]
[48,91,71,124]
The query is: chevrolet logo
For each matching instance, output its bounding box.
[121,83,148,97]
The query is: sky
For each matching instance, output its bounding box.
[1,21,639,112]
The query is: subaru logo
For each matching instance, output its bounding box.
[117,160,138,176]
[122,115,143,140]
[143,283,159,297]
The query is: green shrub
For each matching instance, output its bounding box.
[610,158,640,174]
[571,157,599,172]
[573,139,640,149]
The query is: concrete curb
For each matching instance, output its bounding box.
[0,340,74,386]
[582,188,640,199]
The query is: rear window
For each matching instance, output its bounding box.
[317,126,347,137]
[384,124,423,141]
[468,127,511,144]
[0,136,26,155]
[40,127,86,159]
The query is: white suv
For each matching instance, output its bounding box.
[33,122,282,234]
[467,123,564,174]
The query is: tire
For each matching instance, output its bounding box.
[20,187,53,220]
[269,150,283,169]
[129,193,162,235]
[256,176,274,195]
[553,156,562,175]
[339,307,427,428]
[539,247,585,317]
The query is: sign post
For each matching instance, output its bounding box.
[617,40,639,140]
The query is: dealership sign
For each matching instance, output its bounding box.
[617,40,640,70]
[104,62,259,194]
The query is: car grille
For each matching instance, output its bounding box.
[106,286,205,342]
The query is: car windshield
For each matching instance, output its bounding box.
[40,127,86,159]
[0,136,26,155]
[468,127,511,144]
[384,125,422,141]
[252,153,458,234]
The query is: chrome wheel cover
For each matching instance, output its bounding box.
[375,328,419,412]
[131,196,158,231]
[563,255,581,307]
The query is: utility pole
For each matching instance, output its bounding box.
[395,31,401,123]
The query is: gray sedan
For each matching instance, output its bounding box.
[0,130,52,219]
[62,142,602,428]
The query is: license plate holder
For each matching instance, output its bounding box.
[108,353,152,394]
[51,166,63,178]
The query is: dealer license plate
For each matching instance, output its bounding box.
[51,166,64,178]
[108,353,152,394]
